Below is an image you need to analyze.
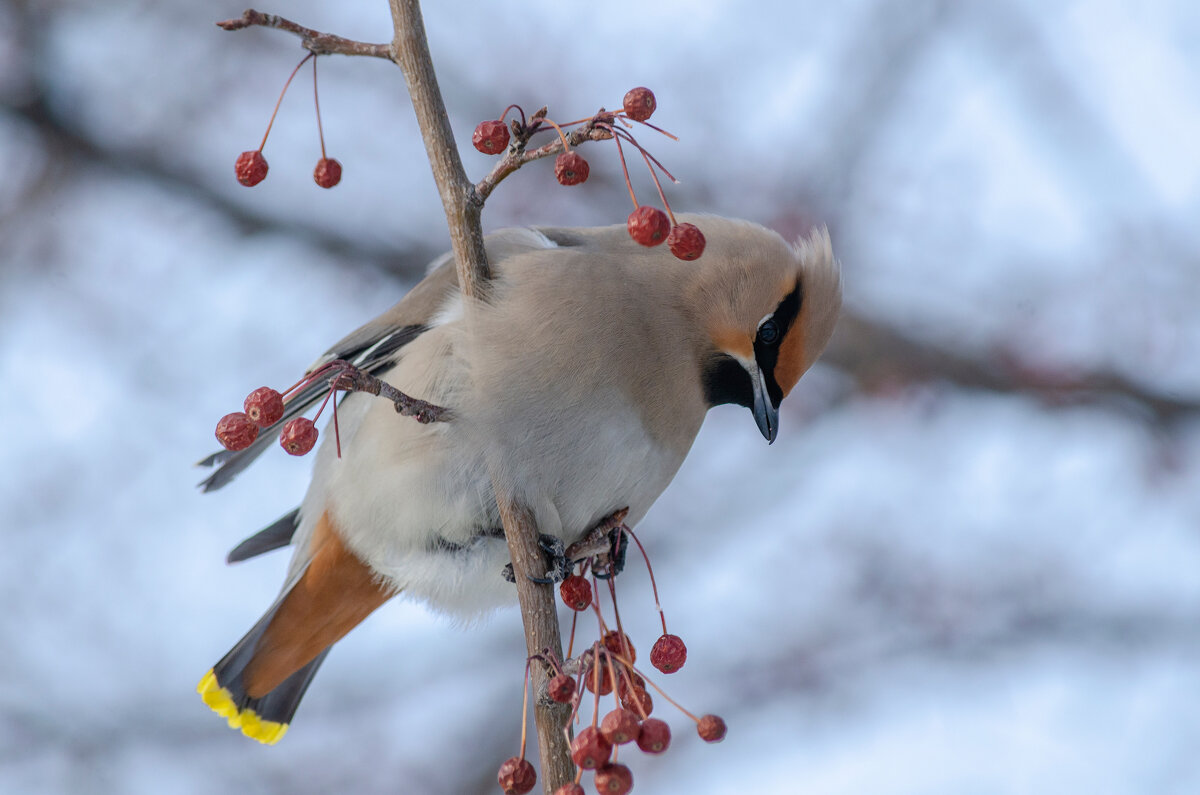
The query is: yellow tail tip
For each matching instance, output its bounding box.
[197,669,289,745]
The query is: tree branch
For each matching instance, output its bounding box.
[386,1,574,790]
[386,0,491,297]
[218,9,392,58]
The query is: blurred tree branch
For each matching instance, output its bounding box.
[217,9,392,58]
[825,313,1198,426]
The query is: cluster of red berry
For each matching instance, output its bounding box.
[234,52,342,189]
[472,87,706,262]
[497,528,725,795]
[215,385,319,456]
[213,360,361,458]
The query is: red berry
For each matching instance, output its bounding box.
[559,575,592,611]
[243,387,285,427]
[279,417,318,456]
[548,673,576,704]
[619,684,653,717]
[622,87,656,122]
[553,785,585,795]
[497,756,536,795]
[636,718,671,754]
[473,119,510,154]
[601,631,635,663]
[619,670,645,691]
[584,662,613,696]
[697,714,727,743]
[667,222,706,261]
[627,206,670,246]
[650,633,687,674]
[313,157,342,188]
[554,151,589,186]
[570,726,612,770]
[215,412,259,451]
[235,150,268,187]
[600,708,640,746]
[594,763,633,795]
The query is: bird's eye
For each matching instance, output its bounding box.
[758,319,780,346]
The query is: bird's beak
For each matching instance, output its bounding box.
[750,365,779,444]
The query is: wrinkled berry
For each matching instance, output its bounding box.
[600,708,640,746]
[636,718,671,754]
[314,157,342,188]
[553,786,585,795]
[620,684,653,717]
[667,222,706,261]
[594,763,633,795]
[570,726,612,770]
[554,151,589,186]
[622,87,656,122]
[279,417,318,456]
[627,206,670,246]
[497,756,536,795]
[601,631,635,663]
[243,387,285,427]
[650,633,687,674]
[584,662,614,696]
[473,119,510,154]
[697,714,727,743]
[216,412,259,451]
[559,575,592,611]
[235,150,268,187]
[548,673,576,704]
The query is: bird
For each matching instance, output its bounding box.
[196,214,842,744]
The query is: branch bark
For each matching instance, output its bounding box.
[386,0,491,296]
[218,9,392,58]
[386,1,574,790]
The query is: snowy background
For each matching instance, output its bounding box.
[2,1,1199,793]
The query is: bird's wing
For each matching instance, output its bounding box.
[197,226,559,493]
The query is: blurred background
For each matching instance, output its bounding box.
[2,1,1199,792]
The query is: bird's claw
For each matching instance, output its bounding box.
[590,526,628,580]
[501,533,572,584]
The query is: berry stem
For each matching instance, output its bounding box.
[602,552,636,677]
[536,116,573,153]
[623,526,669,636]
[639,147,677,227]
[566,595,580,659]
[624,116,679,141]
[331,386,342,458]
[260,52,315,152]
[310,379,337,423]
[607,125,639,208]
[617,128,680,184]
[499,104,526,126]
[519,658,532,760]
[629,661,701,723]
[589,645,602,728]
[312,55,327,160]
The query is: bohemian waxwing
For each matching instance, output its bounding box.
[197,214,842,743]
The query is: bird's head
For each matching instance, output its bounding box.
[690,219,842,443]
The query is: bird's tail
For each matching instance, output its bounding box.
[198,511,395,744]
[197,601,330,745]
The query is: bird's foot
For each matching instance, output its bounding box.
[500,507,632,585]
[564,507,631,580]
[501,533,572,584]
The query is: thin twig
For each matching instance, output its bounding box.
[474,115,615,204]
[218,9,392,59]
[329,367,449,423]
